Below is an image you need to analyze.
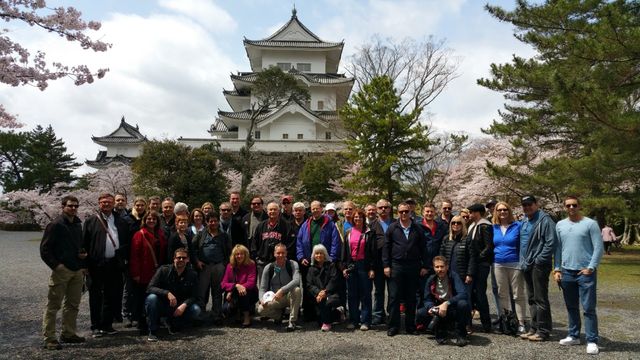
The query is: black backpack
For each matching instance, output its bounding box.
[499,309,519,336]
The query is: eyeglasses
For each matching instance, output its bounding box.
[442,207,452,211]
[65,204,79,208]
[451,221,462,225]
[497,208,509,213]
[220,208,231,212]
[377,206,389,209]
[565,204,578,209]
[398,210,409,215]
[250,202,262,206]
[175,256,188,260]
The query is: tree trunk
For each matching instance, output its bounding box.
[622,217,631,245]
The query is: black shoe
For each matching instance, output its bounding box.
[371,319,384,326]
[59,334,86,344]
[435,337,447,345]
[91,329,103,338]
[405,327,417,335]
[387,328,399,337]
[455,336,469,347]
[102,327,118,335]
[114,314,124,323]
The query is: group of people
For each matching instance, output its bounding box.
[40,191,604,355]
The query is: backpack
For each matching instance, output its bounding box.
[499,309,519,336]
[267,260,293,289]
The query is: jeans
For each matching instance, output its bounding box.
[346,260,373,326]
[387,260,419,331]
[145,294,201,332]
[472,263,491,329]
[561,269,598,343]
[523,262,553,337]
[372,253,387,323]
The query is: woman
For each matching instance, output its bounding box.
[189,208,205,235]
[130,210,167,332]
[601,224,616,255]
[220,245,257,327]
[459,208,470,225]
[128,196,148,233]
[342,208,375,331]
[438,215,474,333]
[201,202,215,217]
[168,214,195,265]
[306,244,344,331]
[492,202,526,334]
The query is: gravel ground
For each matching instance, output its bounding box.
[1,230,638,360]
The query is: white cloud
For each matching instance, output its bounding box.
[158,0,237,32]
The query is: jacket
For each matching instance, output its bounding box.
[423,270,468,310]
[492,222,522,264]
[382,220,428,269]
[40,214,84,271]
[439,232,474,278]
[220,262,257,292]
[130,227,167,285]
[242,211,268,245]
[342,226,377,271]
[421,219,449,268]
[82,210,131,268]
[521,210,557,269]
[193,230,232,265]
[167,231,196,265]
[468,218,494,265]
[251,217,295,264]
[306,261,343,300]
[147,264,198,307]
[296,214,341,262]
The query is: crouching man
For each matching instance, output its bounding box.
[422,256,470,346]
[145,248,201,341]
[258,243,302,332]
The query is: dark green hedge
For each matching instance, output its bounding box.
[0,223,42,231]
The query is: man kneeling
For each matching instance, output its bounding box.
[145,248,201,341]
[423,256,470,346]
[258,243,302,331]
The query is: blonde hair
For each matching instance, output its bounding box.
[492,201,515,225]
[449,215,468,240]
[229,244,253,267]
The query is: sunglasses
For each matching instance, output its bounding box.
[378,206,389,209]
[451,221,462,225]
[220,208,231,212]
[497,208,509,212]
[565,204,578,209]
[175,256,188,260]
[442,207,452,211]
[65,204,79,208]
[462,215,469,219]
[398,210,409,215]
[250,202,262,206]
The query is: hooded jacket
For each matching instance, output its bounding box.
[296,214,341,262]
[521,210,557,269]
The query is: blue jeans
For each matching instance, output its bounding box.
[561,269,598,343]
[372,254,386,323]
[347,261,373,326]
[145,294,201,332]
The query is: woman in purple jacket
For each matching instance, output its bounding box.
[220,245,257,327]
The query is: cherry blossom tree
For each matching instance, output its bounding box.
[85,164,133,198]
[0,0,110,127]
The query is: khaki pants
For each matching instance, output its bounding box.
[42,265,84,342]
[494,265,527,323]
[257,287,301,323]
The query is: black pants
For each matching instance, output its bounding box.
[387,260,419,331]
[472,263,492,329]
[131,283,148,329]
[523,262,552,337]
[432,299,470,338]
[88,259,124,331]
[299,263,317,321]
[316,294,341,325]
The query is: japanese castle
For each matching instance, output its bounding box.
[87,9,354,169]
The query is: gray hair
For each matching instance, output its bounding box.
[174,202,189,214]
[292,202,305,210]
[311,244,330,265]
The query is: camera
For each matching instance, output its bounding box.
[427,307,441,332]
[429,306,440,315]
[345,264,356,274]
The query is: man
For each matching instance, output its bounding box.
[519,195,557,342]
[193,213,231,324]
[160,197,176,240]
[365,203,378,225]
[485,199,497,221]
[418,203,448,309]
[297,201,341,322]
[324,202,338,222]
[242,196,268,247]
[258,243,302,331]
[290,201,307,235]
[40,195,87,350]
[148,196,161,213]
[230,191,247,223]
[83,193,130,337]
[554,196,604,355]
[145,248,201,341]
[336,200,355,238]
[405,198,422,224]
[466,203,494,332]
[440,200,453,224]
[281,195,294,222]
[114,193,129,217]
[383,202,428,336]
[370,199,394,325]
[420,256,470,346]
[218,202,244,247]
[252,202,295,284]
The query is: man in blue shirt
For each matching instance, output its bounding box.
[554,196,604,355]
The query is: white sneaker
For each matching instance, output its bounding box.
[559,336,580,346]
[586,343,599,355]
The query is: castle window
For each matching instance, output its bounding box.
[282,133,289,139]
[277,63,291,71]
[325,132,332,140]
[254,131,261,140]
[297,134,304,139]
[296,63,311,72]
[317,101,324,110]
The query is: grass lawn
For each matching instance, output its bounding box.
[596,245,640,311]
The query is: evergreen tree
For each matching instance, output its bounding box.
[478,0,640,223]
[0,130,28,191]
[298,154,345,202]
[340,76,432,203]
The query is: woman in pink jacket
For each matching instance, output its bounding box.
[220,244,257,327]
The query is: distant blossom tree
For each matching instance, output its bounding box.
[0,0,111,127]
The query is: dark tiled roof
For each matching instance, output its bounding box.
[86,152,133,167]
[223,89,250,97]
[231,70,354,85]
[92,116,147,144]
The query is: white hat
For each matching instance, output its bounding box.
[262,291,276,303]
[324,203,337,211]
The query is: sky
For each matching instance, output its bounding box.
[0,0,535,176]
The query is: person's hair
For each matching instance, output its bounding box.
[449,215,468,240]
[441,200,452,207]
[173,247,189,258]
[98,193,114,201]
[219,202,231,209]
[397,202,409,209]
[353,208,366,229]
[131,196,147,219]
[205,212,220,223]
[162,197,175,205]
[365,203,376,210]
[230,191,241,197]
[266,201,280,210]
[175,214,189,224]
[201,201,215,211]
[148,195,161,203]
[115,192,127,199]
[310,200,322,209]
[142,210,161,231]
[251,196,264,205]
[174,202,189,215]
[189,208,204,224]
[492,201,515,225]
[292,202,305,210]
[61,195,79,206]
[422,202,436,210]
[229,244,253,267]
[433,255,448,265]
[459,208,469,216]
[564,195,580,205]
[274,242,287,252]
[311,244,330,265]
